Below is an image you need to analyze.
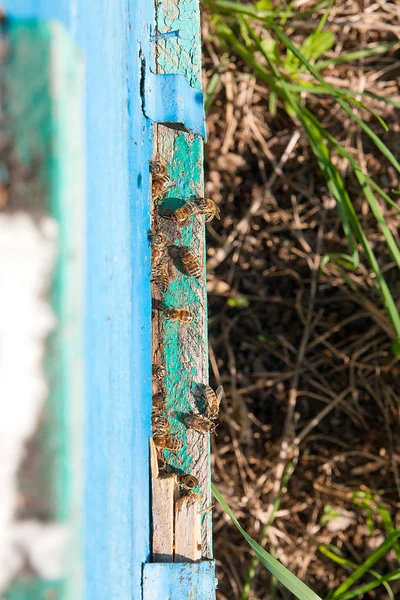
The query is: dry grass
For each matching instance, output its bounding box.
[203,1,400,598]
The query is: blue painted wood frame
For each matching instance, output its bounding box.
[4,2,216,599]
[3,1,154,598]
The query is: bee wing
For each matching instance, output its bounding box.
[215,385,224,407]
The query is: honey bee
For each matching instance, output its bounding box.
[152,264,170,293]
[153,364,166,379]
[204,385,224,421]
[150,232,167,247]
[152,414,170,437]
[153,435,183,452]
[150,161,171,202]
[170,200,199,224]
[151,232,168,264]
[178,474,199,490]
[180,247,202,279]
[185,415,217,434]
[153,391,167,411]
[164,307,195,323]
[196,198,221,223]
[169,198,220,224]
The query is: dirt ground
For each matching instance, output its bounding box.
[203,2,400,598]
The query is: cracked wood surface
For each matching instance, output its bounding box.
[151,0,212,558]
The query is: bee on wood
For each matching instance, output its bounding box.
[204,385,224,421]
[170,200,200,224]
[180,247,202,279]
[153,391,167,411]
[150,161,171,202]
[178,474,199,491]
[185,414,217,434]
[153,364,166,379]
[152,414,170,437]
[164,307,194,323]
[153,434,183,452]
[150,232,168,264]
[169,197,220,224]
[152,264,170,293]
[196,198,221,223]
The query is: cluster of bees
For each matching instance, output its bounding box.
[150,161,220,317]
[149,160,223,490]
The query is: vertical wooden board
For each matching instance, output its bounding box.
[150,439,176,562]
[152,0,212,557]
[3,1,157,597]
[78,1,154,597]
[175,494,202,562]
[2,3,156,597]
[1,21,84,599]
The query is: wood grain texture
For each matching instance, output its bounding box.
[175,493,202,562]
[150,439,176,562]
[152,0,212,558]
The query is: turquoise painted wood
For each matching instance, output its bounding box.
[152,0,213,558]
[2,21,84,599]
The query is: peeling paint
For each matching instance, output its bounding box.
[156,0,202,90]
[154,0,211,557]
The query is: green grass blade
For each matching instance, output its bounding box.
[319,545,357,569]
[241,17,360,264]
[205,0,281,19]
[367,177,400,214]
[212,483,323,600]
[284,81,400,108]
[216,23,400,112]
[300,106,400,337]
[216,23,277,88]
[205,70,222,110]
[315,0,334,34]
[241,462,293,600]
[205,0,330,21]
[331,528,400,598]
[219,18,400,342]
[352,492,400,563]
[301,105,400,216]
[270,23,400,159]
[337,568,400,600]
[320,544,396,600]
[354,176,400,270]
[301,107,400,269]
[314,41,399,70]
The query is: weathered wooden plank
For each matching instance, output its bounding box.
[143,561,216,600]
[79,0,154,595]
[150,439,176,562]
[152,0,212,558]
[175,493,202,562]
